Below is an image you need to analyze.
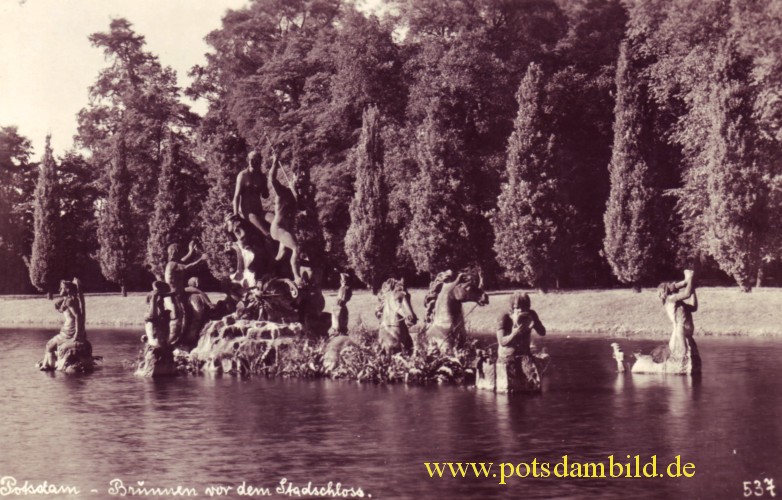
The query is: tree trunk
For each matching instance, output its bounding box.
[632,282,642,293]
[46,291,53,300]
[121,284,127,297]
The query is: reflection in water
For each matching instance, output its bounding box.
[0,329,780,499]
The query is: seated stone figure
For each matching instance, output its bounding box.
[233,150,272,238]
[38,278,96,373]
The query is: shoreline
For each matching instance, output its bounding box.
[1,287,781,339]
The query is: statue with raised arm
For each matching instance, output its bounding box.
[611,269,701,375]
[268,150,302,282]
[233,150,272,238]
[164,241,205,347]
[38,278,97,373]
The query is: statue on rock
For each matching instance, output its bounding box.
[164,241,205,347]
[614,269,701,375]
[268,150,302,282]
[37,278,98,373]
[477,292,549,393]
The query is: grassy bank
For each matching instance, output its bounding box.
[1,287,780,338]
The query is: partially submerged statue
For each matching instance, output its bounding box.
[375,278,418,355]
[612,270,701,375]
[477,292,549,393]
[38,278,98,373]
[422,269,488,353]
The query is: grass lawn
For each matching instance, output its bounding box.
[1,287,780,338]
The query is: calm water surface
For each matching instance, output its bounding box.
[0,328,780,499]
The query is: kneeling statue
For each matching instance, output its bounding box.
[38,278,98,373]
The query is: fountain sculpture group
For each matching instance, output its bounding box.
[37,147,701,391]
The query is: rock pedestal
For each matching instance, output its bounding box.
[476,355,546,393]
[135,344,176,378]
[54,340,98,374]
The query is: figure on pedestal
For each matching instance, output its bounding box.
[38,278,97,373]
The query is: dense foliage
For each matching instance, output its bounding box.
[3,0,781,294]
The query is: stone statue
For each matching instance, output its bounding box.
[183,277,214,349]
[329,273,352,336]
[496,292,546,361]
[617,269,701,374]
[478,292,548,393]
[375,278,418,355]
[268,151,301,282]
[38,278,97,373]
[144,280,173,347]
[232,150,272,238]
[164,241,205,346]
[421,269,488,353]
[137,281,176,377]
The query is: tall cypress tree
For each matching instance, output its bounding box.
[98,133,133,296]
[344,105,390,293]
[491,63,565,290]
[402,112,474,275]
[602,41,658,290]
[28,135,59,298]
[700,40,769,291]
[146,138,188,278]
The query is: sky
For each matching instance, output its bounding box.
[0,0,249,157]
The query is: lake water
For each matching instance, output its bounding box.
[0,328,779,499]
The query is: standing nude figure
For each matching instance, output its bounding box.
[233,150,271,238]
[268,150,301,282]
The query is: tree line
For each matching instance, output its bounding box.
[1,0,780,295]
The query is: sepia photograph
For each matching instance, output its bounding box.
[0,0,780,498]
